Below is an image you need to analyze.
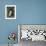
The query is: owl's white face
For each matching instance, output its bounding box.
[9,10,12,16]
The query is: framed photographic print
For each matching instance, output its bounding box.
[5,5,16,19]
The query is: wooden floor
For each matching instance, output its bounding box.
[0,44,18,46]
[19,39,46,46]
[0,40,46,46]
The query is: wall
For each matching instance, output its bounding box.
[0,0,17,44]
[17,0,46,24]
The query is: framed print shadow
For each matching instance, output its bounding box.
[5,5,16,19]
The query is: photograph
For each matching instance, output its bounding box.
[5,5,16,19]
